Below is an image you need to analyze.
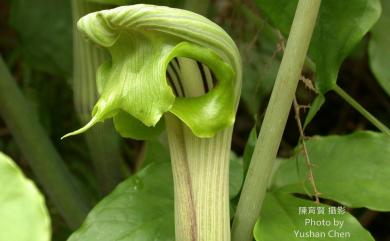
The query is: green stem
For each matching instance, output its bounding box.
[72,0,124,195]
[165,113,198,241]
[183,127,232,241]
[333,85,390,136]
[181,58,231,241]
[0,56,90,229]
[165,58,232,241]
[231,1,322,241]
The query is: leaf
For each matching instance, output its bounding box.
[229,152,244,199]
[254,192,374,241]
[369,0,390,96]
[0,152,51,241]
[255,0,381,93]
[242,127,257,175]
[9,0,72,76]
[141,139,171,168]
[68,162,175,241]
[227,5,281,116]
[241,52,280,116]
[271,131,390,211]
[303,94,325,129]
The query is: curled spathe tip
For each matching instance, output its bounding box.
[61,116,100,140]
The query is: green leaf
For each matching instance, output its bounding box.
[303,94,325,129]
[369,0,390,96]
[68,162,175,241]
[254,192,374,241]
[141,139,171,168]
[255,0,381,93]
[9,0,72,76]
[271,131,390,211]
[242,127,257,175]
[229,152,244,199]
[63,4,241,139]
[0,152,51,241]
[241,52,279,116]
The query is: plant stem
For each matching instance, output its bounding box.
[0,56,90,229]
[293,97,320,203]
[165,114,197,241]
[72,0,124,195]
[333,85,390,136]
[181,59,231,241]
[165,58,232,241]
[183,127,232,241]
[231,1,321,240]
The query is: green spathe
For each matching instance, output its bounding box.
[63,4,241,139]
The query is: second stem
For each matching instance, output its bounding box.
[232,0,322,241]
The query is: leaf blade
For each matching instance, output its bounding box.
[68,162,175,241]
[271,131,390,211]
[0,152,51,241]
[369,0,390,96]
[255,0,381,93]
[254,192,374,241]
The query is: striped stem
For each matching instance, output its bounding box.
[165,58,232,241]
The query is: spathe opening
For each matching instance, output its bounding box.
[166,57,217,98]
